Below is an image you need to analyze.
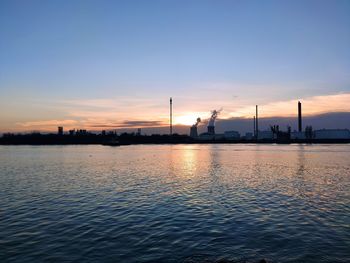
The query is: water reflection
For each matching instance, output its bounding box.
[0,145,349,263]
[294,145,307,198]
[178,145,199,177]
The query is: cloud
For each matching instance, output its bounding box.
[228,92,350,118]
[17,119,79,127]
[58,99,116,110]
[121,120,165,127]
[7,92,350,133]
[214,112,350,135]
[48,91,350,122]
[89,120,165,128]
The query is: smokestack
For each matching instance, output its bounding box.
[207,109,221,134]
[256,105,259,136]
[170,97,173,136]
[253,116,256,137]
[298,101,302,132]
[190,117,201,138]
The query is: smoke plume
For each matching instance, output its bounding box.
[208,109,222,127]
[193,117,201,127]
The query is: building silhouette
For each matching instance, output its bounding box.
[58,126,63,135]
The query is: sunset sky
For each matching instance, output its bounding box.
[1,0,350,133]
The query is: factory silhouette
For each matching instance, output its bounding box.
[173,98,350,143]
[1,97,350,145]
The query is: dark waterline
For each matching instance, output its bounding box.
[0,145,349,263]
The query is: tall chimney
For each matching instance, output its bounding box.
[253,116,256,137]
[256,105,259,136]
[170,97,173,135]
[298,101,302,132]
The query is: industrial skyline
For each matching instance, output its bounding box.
[2,2,350,263]
[2,97,350,144]
[1,0,350,132]
[2,96,350,138]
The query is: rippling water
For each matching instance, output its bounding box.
[0,144,349,263]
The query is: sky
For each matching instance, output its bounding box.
[0,0,350,133]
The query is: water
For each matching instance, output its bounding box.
[0,144,349,263]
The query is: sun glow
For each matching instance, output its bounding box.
[174,114,202,126]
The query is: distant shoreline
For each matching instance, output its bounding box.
[1,133,350,146]
[1,141,350,146]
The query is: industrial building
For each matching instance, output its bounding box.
[207,109,221,135]
[58,126,63,135]
[257,130,274,140]
[190,118,201,138]
[314,129,350,139]
[291,131,306,140]
[245,132,253,140]
[184,100,349,142]
[224,131,240,140]
[192,110,241,141]
[197,109,220,140]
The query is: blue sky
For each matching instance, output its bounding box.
[0,0,350,132]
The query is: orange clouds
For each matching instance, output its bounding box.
[232,93,350,118]
[4,92,350,132]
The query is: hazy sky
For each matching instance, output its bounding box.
[1,0,350,132]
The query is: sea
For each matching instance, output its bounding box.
[0,144,349,263]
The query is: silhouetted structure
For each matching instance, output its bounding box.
[270,125,291,142]
[190,117,201,138]
[170,97,173,136]
[255,105,259,137]
[1,129,349,145]
[207,126,214,134]
[207,109,221,135]
[314,129,350,139]
[58,126,63,135]
[253,116,256,138]
[1,98,350,145]
[298,101,302,132]
[305,126,313,140]
[76,129,87,135]
[270,125,279,139]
